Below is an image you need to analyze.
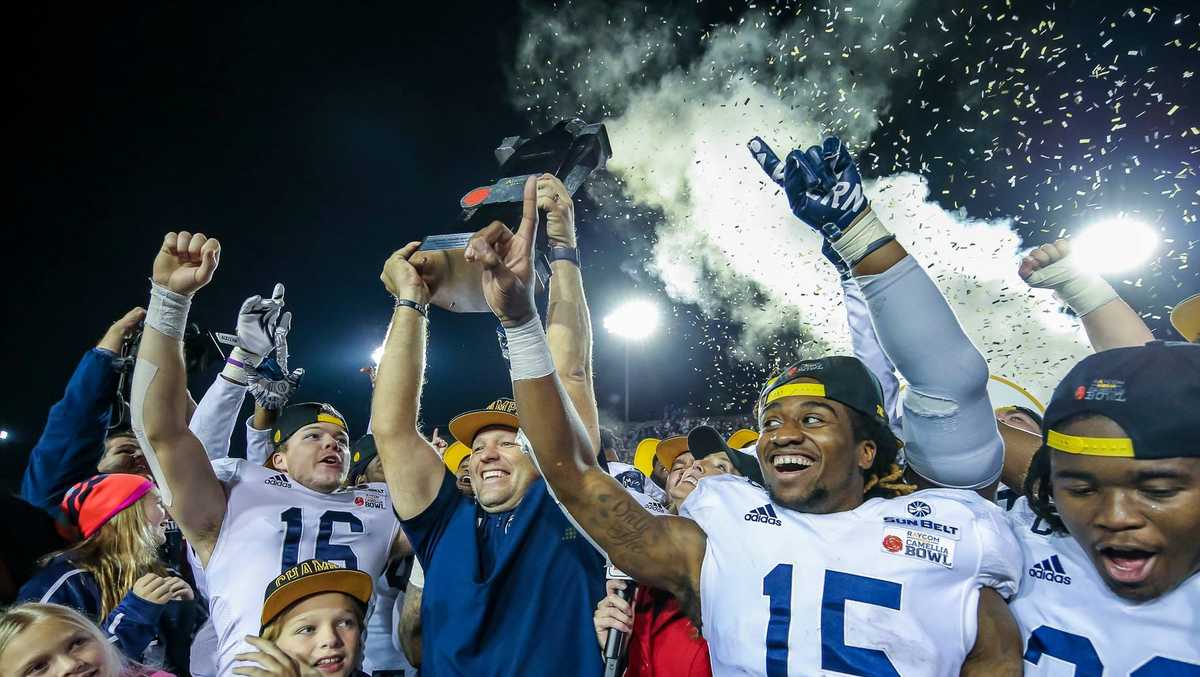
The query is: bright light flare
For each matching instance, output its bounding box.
[604,299,660,341]
[1072,217,1159,274]
[0,430,8,441]
[371,344,385,366]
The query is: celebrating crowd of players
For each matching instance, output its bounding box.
[1,134,1197,677]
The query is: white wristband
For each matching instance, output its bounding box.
[220,347,258,386]
[146,281,191,340]
[829,208,893,266]
[1025,258,1119,316]
[504,316,555,381]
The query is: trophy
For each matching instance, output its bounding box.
[412,118,612,312]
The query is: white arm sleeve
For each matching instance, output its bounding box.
[189,375,247,462]
[245,418,273,466]
[857,255,1003,489]
[841,277,903,437]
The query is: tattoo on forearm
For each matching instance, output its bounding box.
[595,488,655,556]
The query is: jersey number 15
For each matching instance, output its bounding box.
[763,564,901,677]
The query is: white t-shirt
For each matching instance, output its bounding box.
[680,475,1021,676]
[203,458,400,676]
[1005,497,1200,675]
[363,557,417,675]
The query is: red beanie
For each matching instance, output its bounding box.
[61,474,154,539]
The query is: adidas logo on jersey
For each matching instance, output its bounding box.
[264,474,292,488]
[1029,555,1071,585]
[744,504,782,526]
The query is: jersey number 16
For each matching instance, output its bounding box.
[279,508,363,571]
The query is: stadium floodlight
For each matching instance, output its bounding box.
[1072,217,1159,274]
[603,299,660,341]
[371,344,385,366]
[604,299,661,420]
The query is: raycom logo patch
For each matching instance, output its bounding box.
[881,526,956,568]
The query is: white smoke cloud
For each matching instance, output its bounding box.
[512,1,1093,402]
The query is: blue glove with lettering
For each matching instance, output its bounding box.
[749,135,892,266]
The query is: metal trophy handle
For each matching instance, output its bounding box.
[417,119,612,313]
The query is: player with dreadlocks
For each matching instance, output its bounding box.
[473,132,1025,675]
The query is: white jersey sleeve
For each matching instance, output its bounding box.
[607,461,669,514]
[202,459,400,676]
[189,374,246,461]
[362,557,416,674]
[244,419,273,466]
[1005,497,1200,675]
[680,475,1021,677]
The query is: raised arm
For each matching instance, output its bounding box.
[539,173,601,452]
[749,135,1001,495]
[369,242,446,520]
[21,307,144,513]
[1021,238,1153,351]
[132,231,228,564]
[465,177,707,603]
[834,260,903,435]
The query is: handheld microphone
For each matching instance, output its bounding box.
[603,562,636,677]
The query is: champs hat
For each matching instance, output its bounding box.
[272,402,349,446]
[61,474,154,539]
[759,356,902,450]
[447,398,519,446]
[1043,341,1200,460]
[1172,293,1200,343]
[260,559,373,631]
[349,434,378,482]
[688,425,765,485]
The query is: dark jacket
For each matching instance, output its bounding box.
[21,348,120,516]
[17,555,165,660]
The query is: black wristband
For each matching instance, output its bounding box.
[394,298,429,318]
[548,245,581,268]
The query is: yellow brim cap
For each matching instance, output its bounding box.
[633,438,660,477]
[447,410,520,447]
[443,441,471,472]
[260,564,373,630]
[655,436,689,469]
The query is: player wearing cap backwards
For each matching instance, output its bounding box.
[1003,342,1200,674]
[130,232,403,675]
[370,174,609,675]
[486,135,1025,675]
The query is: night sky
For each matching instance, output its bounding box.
[5,0,1198,491]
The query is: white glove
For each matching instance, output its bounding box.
[236,283,288,361]
[218,283,288,384]
[245,307,304,410]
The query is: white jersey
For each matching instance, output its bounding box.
[362,556,416,675]
[1005,497,1200,675]
[204,458,400,676]
[679,475,1021,676]
[607,461,669,514]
